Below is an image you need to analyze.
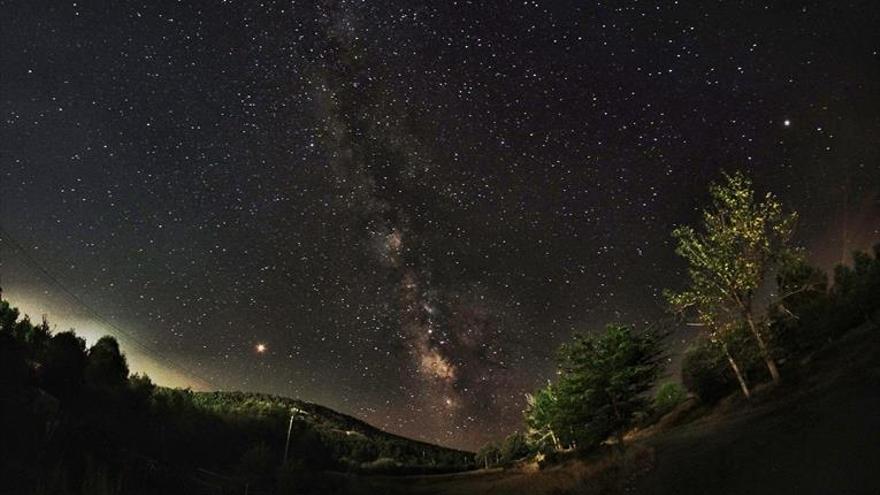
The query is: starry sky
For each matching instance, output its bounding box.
[1,1,878,450]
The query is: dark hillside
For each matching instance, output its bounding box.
[191,390,472,467]
[0,300,472,495]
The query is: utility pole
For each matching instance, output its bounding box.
[283,411,294,465]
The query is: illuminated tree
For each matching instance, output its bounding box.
[524,383,562,451]
[553,324,663,450]
[499,432,530,463]
[666,171,797,388]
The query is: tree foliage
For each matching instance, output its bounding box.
[680,330,763,404]
[556,324,663,448]
[666,171,797,390]
[524,383,562,452]
[653,382,687,416]
[475,442,500,469]
[85,335,130,390]
[498,432,530,464]
[525,324,663,452]
[681,244,880,403]
[770,245,880,356]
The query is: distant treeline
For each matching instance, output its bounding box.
[0,303,472,495]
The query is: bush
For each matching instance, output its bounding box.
[475,442,500,468]
[770,246,880,361]
[499,432,530,464]
[682,325,770,404]
[653,382,687,416]
[681,339,733,403]
[359,457,399,473]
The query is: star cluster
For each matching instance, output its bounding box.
[1,1,878,450]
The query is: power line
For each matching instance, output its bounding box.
[0,225,215,389]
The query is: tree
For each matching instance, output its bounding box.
[475,442,500,469]
[769,253,831,354]
[41,331,88,400]
[498,432,530,464]
[553,324,663,451]
[524,383,562,451]
[666,171,797,390]
[0,300,22,334]
[129,373,155,398]
[653,382,687,416]
[85,336,129,389]
[0,301,31,392]
[833,247,880,326]
[27,317,52,359]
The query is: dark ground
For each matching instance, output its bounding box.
[633,324,880,495]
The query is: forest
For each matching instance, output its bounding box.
[2,172,879,495]
[0,309,471,494]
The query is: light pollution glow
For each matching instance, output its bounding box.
[3,287,209,390]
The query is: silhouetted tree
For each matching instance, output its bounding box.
[41,331,87,400]
[833,247,880,325]
[475,442,500,469]
[770,253,831,355]
[0,301,31,392]
[0,300,23,333]
[85,336,129,390]
[499,432,530,464]
[128,372,155,405]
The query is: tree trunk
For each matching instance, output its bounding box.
[549,430,561,451]
[608,392,626,454]
[723,343,751,399]
[745,311,781,383]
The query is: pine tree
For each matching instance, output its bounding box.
[553,324,663,450]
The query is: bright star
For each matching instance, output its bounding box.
[255,343,267,353]
[783,119,791,127]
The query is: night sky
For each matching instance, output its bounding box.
[1,1,878,450]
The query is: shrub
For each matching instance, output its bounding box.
[681,339,733,403]
[475,442,500,468]
[499,432,530,464]
[359,457,400,473]
[653,382,687,416]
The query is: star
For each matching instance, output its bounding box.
[255,343,267,354]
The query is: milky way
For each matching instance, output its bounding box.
[1,1,879,449]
